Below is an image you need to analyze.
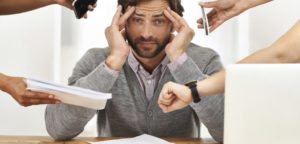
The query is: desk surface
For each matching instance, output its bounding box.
[0,136,218,144]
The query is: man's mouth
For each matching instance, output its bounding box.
[138,41,157,45]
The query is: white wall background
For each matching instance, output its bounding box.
[0,0,299,139]
[0,5,61,135]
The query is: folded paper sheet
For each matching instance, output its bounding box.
[90,134,174,144]
[26,78,111,110]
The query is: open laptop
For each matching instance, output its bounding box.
[224,64,300,144]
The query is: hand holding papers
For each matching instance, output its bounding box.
[26,78,111,110]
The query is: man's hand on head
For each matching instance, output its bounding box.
[163,7,195,62]
[105,5,135,71]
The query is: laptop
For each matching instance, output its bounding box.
[224,64,300,144]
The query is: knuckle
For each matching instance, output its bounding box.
[105,27,110,35]
[166,81,173,86]
[188,28,195,36]
[18,99,27,107]
[18,98,24,104]
[17,91,26,96]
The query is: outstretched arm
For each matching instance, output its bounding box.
[197,20,300,96]
[159,20,300,112]
[0,0,69,15]
[0,0,95,18]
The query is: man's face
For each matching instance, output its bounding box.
[126,0,173,59]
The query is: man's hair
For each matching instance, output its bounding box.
[118,0,184,16]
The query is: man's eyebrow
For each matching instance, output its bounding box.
[152,12,164,18]
[134,12,145,17]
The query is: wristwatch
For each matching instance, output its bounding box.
[185,81,201,103]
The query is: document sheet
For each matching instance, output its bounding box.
[89,134,173,144]
[26,78,111,109]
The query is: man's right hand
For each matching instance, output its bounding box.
[105,5,135,71]
[0,74,59,107]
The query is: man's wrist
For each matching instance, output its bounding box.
[185,86,193,104]
[167,50,185,62]
[105,55,127,71]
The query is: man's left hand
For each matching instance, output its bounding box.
[158,82,193,113]
[164,7,195,62]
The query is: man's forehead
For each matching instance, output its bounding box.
[134,0,168,16]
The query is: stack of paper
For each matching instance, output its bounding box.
[90,134,174,144]
[26,78,111,110]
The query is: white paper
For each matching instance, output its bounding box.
[89,134,174,144]
[26,78,111,110]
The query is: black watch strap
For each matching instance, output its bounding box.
[185,81,201,103]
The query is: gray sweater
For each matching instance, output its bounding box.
[45,43,224,142]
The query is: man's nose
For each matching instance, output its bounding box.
[141,22,153,40]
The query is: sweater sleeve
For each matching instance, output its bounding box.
[168,48,224,142]
[45,48,119,140]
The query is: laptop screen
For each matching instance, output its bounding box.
[224,64,300,144]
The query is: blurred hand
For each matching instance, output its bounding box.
[158,82,193,113]
[105,5,135,70]
[54,0,97,19]
[0,75,59,107]
[197,0,271,32]
[164,7,194,62]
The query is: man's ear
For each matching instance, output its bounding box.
[123,27,128,40]
[171,25,175,33]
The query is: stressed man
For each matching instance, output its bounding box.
[45,0,224,142]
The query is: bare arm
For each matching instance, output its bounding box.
[0,0,60,15]
[197,20,300,96]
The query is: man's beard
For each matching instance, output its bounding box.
[126,30,170,58]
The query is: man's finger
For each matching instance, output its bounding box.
[119,6,135,30]
[158,103,171,113]
[159,95,175,106]
[112,5,122,25]
[164,9,181,31]
[167,7,188,27]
